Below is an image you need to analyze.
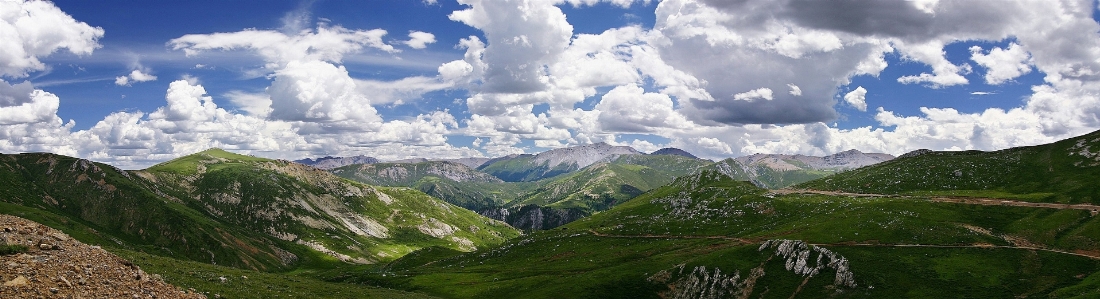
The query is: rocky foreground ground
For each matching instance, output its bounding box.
[0,214,205,299]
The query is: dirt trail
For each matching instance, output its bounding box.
[772,189,1100,214]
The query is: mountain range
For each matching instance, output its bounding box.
[6,132,1100,298]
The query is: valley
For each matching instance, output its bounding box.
[3,130,1100,298]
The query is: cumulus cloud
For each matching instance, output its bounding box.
[595,84,692,132]
[0,0,103,78]
[114,69,157,86]
[733,88,774,101]
[970,43,1032,84]
[843,86,868,111]
[404,31,437,49]
[448,0,572,93]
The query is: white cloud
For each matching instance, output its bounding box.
[114,69,157,86]
[448,0,572,93]
[0,0,103,78]
[970,43,1032,85]
[895,41,972,88]
[595,84,692,132]
[404,31,437,49]
[267,60,381,126]
[354,76,451,105]
[733,87,774,101]
[223,90,273,117]
[694,137,732,155]
[787,83,801,96]
[169,25,398,67]
[843,86,868,111]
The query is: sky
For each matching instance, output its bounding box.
[2,0,1100,169]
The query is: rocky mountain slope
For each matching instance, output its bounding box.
[295,155,380,170]
[0,214,205,298]
[140,149,520,264]
[332,161,525,210]
[0,148,519,273]
[478,142,642,182]
[0,152,290,270]
[702,150,895,189]
[336,150,712,230]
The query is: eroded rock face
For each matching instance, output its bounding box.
[0,214,205,298]
[759,239,856,288]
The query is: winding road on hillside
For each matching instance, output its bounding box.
[770,189,1100,215]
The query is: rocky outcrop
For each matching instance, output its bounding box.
[478,205,589,231]
[758,239,856,287]
[0,214,205,298]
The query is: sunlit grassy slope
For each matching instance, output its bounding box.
[797,129,1100,204]
[338,170,1100,298]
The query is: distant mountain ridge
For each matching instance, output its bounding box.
[704,149,895,189]
[295,155,380,169]
[478,142,643,182]
[735,149,894,171]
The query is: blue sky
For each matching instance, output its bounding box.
[2,0,1100,168]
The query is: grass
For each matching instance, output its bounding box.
[0,244,28,255]
[354,170,1100,298]
[110,248,438,299]
[797,129,1100,205]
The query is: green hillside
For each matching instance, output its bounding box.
[516,154,710,211]
[477,154,577,182]
[0,149,519,270]
[142,149,521,264]
[336,154,711,230]
[345,170,1100,298]
[331,161,529,211]
[0,152,293,270]
[797,129,1100,204]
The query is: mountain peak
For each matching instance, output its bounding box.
[534,143,642,169]
[650,147,699,159]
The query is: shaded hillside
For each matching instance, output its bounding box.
[797,129,1100,204]
[0,152,291,270]
[352,170,1100,298]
